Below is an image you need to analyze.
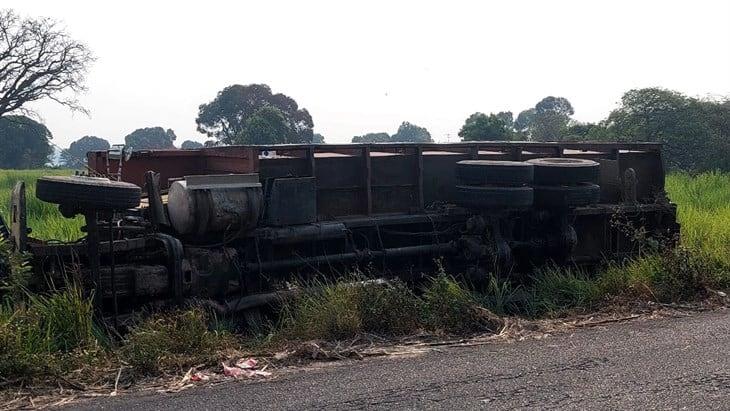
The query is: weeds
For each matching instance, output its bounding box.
[422,274,502,333]
[278,278,423,341]
[0,285,100,379]
[360,280,423,336]
[277,273,503,341]
[0,240,32,303]
[121,307,234,375]
[480,274,523,316]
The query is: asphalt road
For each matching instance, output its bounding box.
[74,309,729,410]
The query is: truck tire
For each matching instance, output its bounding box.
[526,158,599,185]
[455,185,533,209]
[532,183,601,208]
[36,176,141,210]
[456,160,533,185]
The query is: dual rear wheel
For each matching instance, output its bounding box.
[454,158,600,209]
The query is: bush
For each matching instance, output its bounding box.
[479,275,523,316]
[0,285,99,379]
[121,308,233,375]
[360,280,423,336]
[530,266,601,316]
[279,279,423,341]
[422,274,502,334]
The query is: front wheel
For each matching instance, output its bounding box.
[36,176,142,210]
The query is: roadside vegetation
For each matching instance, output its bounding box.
[0,169,83,241]
[0,170,728,388]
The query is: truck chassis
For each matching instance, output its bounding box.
[1,141,680,320]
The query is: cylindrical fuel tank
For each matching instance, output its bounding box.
[167,174,263,235]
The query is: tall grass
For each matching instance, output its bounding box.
[665,171,730,271]
[0,169,84,241]
[519,172,730,316]
[276,274,504,341]
[0,284,101,378]
[277,278,425,340]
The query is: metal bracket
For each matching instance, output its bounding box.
[10,182,27,252]
[154,233,185,304]
[144,171,170,229]
[622,168,638,204]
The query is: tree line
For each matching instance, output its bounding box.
[3,84,728,172]
[0,9,728,171]
[457,91,730,171]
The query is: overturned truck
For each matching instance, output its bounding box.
[2,142,679,318]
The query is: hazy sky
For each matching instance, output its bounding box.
[5,0,730,147]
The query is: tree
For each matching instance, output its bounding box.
[124,127,176,150]
[535,96,574,117]
[180,140,203,149]
[236,106,303,145]
[0,115,52,168]
[496,111,514,129]
[61,135,109,168]
[530,96,574,141]
[391,121,432,142]
[312,133,325,144]
[0,9,94,117]
[606,88,729,170]
[196,84,314,144]
[351,132,391,143]
[514,108,535,134]
[563,122,612,141]
[458,112,513,141]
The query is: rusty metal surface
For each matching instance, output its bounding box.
[167,175,262,235]
[264,177,316,226]
[10,181,27,252]
[89,142,666,221]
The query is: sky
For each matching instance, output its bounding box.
[5,0,730,147]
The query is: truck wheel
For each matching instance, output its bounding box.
[456,160,534,185]
[526,158,599,185]
[533,183,601,208]
[455,185,533,209]
[36,176,141,210]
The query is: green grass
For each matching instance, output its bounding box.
[276,274,503,341]
[277,278,424,340]
[121,308,235,375]
[0,284,102,379]
[0,169,84,241]
[665,171,730,271]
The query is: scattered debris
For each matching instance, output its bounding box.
[190,372,210,382]
[235,358,258,369]
[222,358,272,379]
[222,362,244,378]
